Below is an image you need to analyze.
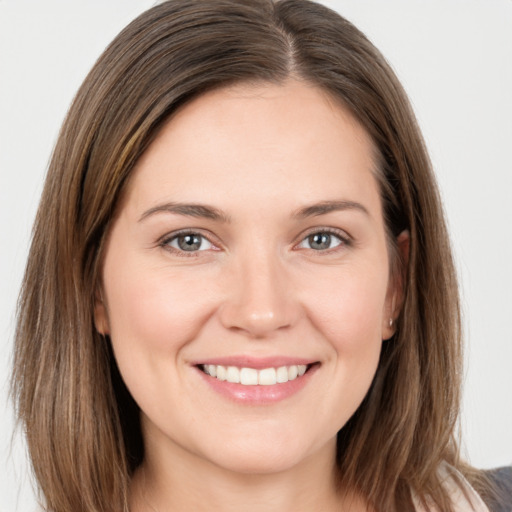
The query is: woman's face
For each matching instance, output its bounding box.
[96,81,403,476]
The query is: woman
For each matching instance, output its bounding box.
[11,0,511,511]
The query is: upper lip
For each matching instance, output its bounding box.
[191,356,317,369]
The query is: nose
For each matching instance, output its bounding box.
[218,250,299,338]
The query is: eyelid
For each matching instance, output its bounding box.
[156,226,352,256]
[158,228,221,255]
[293,226,353,251]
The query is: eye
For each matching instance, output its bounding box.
[297,231,345,251]
[165,232,213,252]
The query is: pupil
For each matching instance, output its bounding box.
[310,233,330,250]
[178,234,201,251]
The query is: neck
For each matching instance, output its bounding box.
[130,435,367,512]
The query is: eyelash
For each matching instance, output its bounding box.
[296,227,352,253]
[158,229,218,258]
[158,227,352,257]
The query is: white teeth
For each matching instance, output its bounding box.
[216,365,227,381]
[226,366,240,383]
[258,368,276,386]
[276,366,289,383]
[240,367,258,385]
[202,364,310,385]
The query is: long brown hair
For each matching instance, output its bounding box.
[12,1,471,510]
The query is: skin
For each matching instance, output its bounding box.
[95,80,407,512]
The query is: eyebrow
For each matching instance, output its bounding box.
[293,200,369,219]
[138,202,231,223]
[138,199,369,223]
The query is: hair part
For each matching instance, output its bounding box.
[12,1,468,510]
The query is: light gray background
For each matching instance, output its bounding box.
[1,1,511,510]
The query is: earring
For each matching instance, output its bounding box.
[389,318,394,328]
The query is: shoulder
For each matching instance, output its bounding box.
[482,466,512,512]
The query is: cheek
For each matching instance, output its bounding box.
[303,267,387,425]
[105,262,214,351]
[102,256,221,417]
[301,264,389,349]
[102,253,222,406]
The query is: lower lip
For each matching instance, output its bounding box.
[195,365,318,404]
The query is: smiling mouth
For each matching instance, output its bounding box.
[198,364,314,386]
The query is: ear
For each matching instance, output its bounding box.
[94,287,110,335]
[382,230,410,340]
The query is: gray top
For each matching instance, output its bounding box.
[484,466,512,512]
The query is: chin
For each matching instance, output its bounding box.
[197,432,330,476]
[209,449,305,476]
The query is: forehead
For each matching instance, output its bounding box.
[124,80,381,220]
